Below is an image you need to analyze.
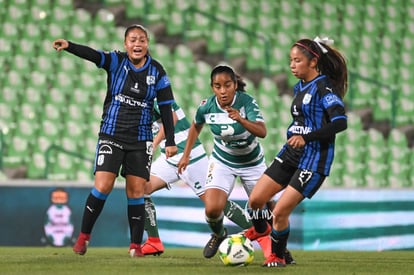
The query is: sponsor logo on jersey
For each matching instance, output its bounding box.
[288,125,312,135]
[205,113,235,124]
[324,93,343,107]
[98,144,113,154]
[115,94,147,108]
[220,125,235,136]
[130,82,140,94]
[200,99,207,106]
[292,105,299,116]
[163,76,170,86]
[99,139,123,149]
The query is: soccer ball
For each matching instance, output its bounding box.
[218,234,254,266]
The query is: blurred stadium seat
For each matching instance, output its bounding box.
[0,0,412,187]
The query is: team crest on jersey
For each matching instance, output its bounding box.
[303,93,312,104]
[146,76,155,85]
[97,155,104,166]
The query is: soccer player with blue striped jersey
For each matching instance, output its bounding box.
[53,24,177,257]
[247,37,348,267]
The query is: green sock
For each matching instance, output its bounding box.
[206,212,225,236]
[224,200,252,229]
[144,197,160,238]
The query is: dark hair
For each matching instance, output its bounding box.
[210,65,246,91]
[292,39,348,98]
[124,24,149,41]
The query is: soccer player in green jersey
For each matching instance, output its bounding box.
[142,101,254,256]
[177,65,268,259]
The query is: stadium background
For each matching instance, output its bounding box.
[0,0,413,250]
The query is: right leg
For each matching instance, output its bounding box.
[73,171,116,255]
[203,187,228,258]
[245,174,282,239]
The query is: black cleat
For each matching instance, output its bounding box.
[203,229,227,258]
[284,248,296,264]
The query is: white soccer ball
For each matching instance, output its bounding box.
[218,234,254,266]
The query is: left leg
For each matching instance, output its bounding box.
[265,170,325,267]
[123,142,153,257]
[269,186,303,260]
[125,175,147,257]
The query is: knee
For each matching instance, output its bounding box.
[205,204,222,219]
[272,210,289,226]
[248,193,265,210]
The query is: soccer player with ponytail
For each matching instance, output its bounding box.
[246,37,348,267]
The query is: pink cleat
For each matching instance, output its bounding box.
[73,233,90,255]
[141,237,165,256]
[129,243,144,257]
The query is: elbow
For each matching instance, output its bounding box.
[337,119,347,133]
[258,128,267,139]
[255,122,267,138]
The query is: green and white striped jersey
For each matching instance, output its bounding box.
[195,91,265,168]
[153,102,206,166]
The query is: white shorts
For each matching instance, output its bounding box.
[150,154,209,197]
[205,156,267,197]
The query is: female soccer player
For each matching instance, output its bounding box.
[142,101,253,256]
[52,24,177,257]
[246,37,348,267]
[177,65,268,259]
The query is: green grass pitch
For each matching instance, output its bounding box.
[1,247,413,274]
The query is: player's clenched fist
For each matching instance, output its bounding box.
[52,39,69,51]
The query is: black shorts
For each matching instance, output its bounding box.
[264,157,325,199]
[94,137,153,180]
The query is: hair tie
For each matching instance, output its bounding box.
[313,36,334,54]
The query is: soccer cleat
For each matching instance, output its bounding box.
[256,236,271,258]
[262,253,286,267]
[284,248,296,265]
[73,233,90,255]
[203,229,227,258]
[141,237,165,256]
[243,223,271,241]
[129,243,144,257]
